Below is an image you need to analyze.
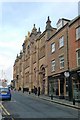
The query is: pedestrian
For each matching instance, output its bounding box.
[34,86,36,94]
[38,87,40,96]
[23,88,24,93]
[19,87,21,91]
[35,87,37,95]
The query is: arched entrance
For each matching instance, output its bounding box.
[40,65,45,94]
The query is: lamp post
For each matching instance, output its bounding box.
[64,71,72,101]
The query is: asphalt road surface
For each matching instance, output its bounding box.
[1,91,79,119]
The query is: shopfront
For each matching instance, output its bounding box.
[71,69,80,99]
[48,77,59,97]
[48,73,69,98]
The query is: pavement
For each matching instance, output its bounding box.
[21,91,80,110]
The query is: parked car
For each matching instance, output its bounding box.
[0,86,11,100]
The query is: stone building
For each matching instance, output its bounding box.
[13,17,56,95]
[13,15,80,100]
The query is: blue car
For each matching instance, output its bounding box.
[0,87,11,100]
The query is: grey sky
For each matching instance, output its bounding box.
[0,2,79,83]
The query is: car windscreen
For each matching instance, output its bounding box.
[0,88,9,92]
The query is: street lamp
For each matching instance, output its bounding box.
[64,71,72,101]
[64,71,70,78]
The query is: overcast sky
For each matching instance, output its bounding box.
[0,1,79,84]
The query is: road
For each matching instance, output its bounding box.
[1,91,79,119]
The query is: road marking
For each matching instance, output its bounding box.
[1,99,16,103]
[1,104,10,115]
[3,110,6,115]
[0,104,14,120]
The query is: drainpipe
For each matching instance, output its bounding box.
[66,25,73,101]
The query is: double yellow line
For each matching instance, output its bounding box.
[0,104,14,120]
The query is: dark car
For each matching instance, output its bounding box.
[0,86,11,100]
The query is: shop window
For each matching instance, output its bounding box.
[72,72,80,99]
[49,82,54,96]
[73,80,79,99]
[49,79,58,96]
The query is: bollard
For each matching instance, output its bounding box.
[73,98,75,105]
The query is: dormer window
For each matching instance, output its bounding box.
[57,18,70,30]
[57,19,63,30]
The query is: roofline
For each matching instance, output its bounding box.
[48,23,68,41]
[69,15,80,27]
[36,27,57,41]
[57,18,70,25]
[62,18,70,22]
[36,30,46,41]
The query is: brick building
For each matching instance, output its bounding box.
[47,18,70,99]
[13,15,80,100]
[68,16,80,99]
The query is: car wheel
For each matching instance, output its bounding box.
[9,98,11,101]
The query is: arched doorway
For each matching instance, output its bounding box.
[40,65,45,94]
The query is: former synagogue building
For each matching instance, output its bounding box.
[13,15,80,100]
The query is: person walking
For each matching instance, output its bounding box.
[35,87,37,95]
